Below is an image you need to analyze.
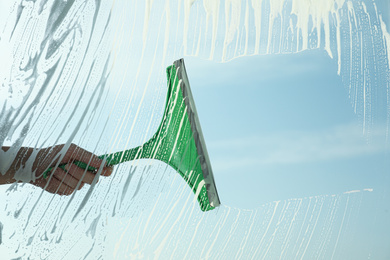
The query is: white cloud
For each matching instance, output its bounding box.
[209,123,387,172]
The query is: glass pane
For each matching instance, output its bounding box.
[0,0,389,259]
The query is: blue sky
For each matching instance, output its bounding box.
[181,47,390,259]
[184,50,388,208]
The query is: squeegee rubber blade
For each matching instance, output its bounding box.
[172,59,221,210]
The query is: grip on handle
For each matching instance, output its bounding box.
[42,160,98,179]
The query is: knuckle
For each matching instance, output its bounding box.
[67,143,78,155]
[54,144,65,151]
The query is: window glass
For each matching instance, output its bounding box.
[0,0,388,259]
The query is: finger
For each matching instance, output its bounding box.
[101,166,114,176]
[52,176,74,196]
[66,162,98,185]
[54,164,83,190]
[64,144,103,169]
[77,182,85,190]
[44,171,75,196]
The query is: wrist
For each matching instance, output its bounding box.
[1,146,35,184]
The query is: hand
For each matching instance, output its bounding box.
[2,144,113,195]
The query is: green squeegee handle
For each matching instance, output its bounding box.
[42,149,138,179]
[43,158,103,179]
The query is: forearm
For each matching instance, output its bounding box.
[0,169,13,184]
[0,146,33,184]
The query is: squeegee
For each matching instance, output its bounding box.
[44,59,221,212]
